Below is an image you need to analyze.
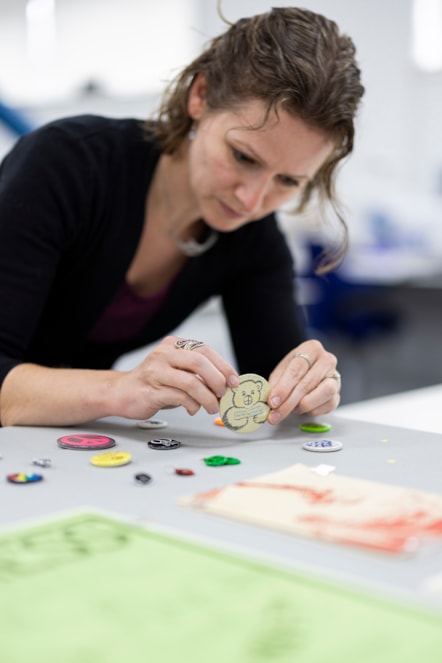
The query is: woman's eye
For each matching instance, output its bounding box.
[232,149,255,165]
[279,175,300,188]
[231,148,301,188]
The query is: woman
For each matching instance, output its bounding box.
[0,7,364,427]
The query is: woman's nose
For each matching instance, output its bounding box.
[234,176,268,213]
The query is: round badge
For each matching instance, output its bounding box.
[90,451,132,467]
[7,473,44,484]
[147,438,181,450]
[299,422,332,433]
[302,439,343,453]
[204,455,229,466]
[32,458,52,468]
[203,455,241,467]
[134,472,152,484]
[57,434,116,450]
[136,419,168,430]
[219,373,270,433]
[174,468,195,476]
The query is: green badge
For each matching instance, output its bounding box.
[203,456,241,467]
[299,422,332,433]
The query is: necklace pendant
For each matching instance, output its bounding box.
[171,228,218,257]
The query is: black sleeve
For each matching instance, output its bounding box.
[221,217,306,378]
[0,121,96,387]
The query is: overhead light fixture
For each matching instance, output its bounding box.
[26,0,55,23]
[412,0,442,72]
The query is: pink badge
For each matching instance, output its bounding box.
[57,434,116,450]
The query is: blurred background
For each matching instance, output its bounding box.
[1,0,441,404]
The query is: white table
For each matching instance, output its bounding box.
[1,393,442,616]
[337,384,442,434]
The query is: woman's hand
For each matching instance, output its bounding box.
[266,339,341,425]
[111,335,239,421]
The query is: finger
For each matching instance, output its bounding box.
[170,337,238,396]
[171,353,229,401]
[268,383,340,424]
[269,339,324,383]
[130,356,218,418]
[267,371,321,423]
[133,336,238,416]
[293,372,341,414]
[142,359,221,415]
[171,369,222,414]
[171,336,237,377]
[268,363,340,424]
[293,390,341,416]
[120,383,203,420]
[269,356,336,412]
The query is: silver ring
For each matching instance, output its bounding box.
[294,352,313,368]
[322,370,341,382]
[175,338,204,351]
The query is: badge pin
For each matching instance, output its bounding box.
[90,451,132,467]
[219,373,270,433]
[174,468,195,476]
[299,422,332,433]
[147,438,181,450]
[7,473,44,484]
[134,472,152,484]
[203,455,241,466]
[32,458,52,468]
[57,434,116,450]
[137,419,168,430]
[302,439,343,453]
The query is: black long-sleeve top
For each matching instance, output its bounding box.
[0,115,305,390]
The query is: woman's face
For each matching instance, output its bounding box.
[187,79,334,232]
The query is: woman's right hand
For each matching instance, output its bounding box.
[111,335,239,421]
[0,336,239,427]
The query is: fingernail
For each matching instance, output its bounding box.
[228,375,239,387]
[269,412,281,425]
[270,396,281,408]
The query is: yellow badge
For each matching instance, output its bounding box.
[219,373,270,433]
[90,451,132,467]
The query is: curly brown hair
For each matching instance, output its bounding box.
[147,7,364,271]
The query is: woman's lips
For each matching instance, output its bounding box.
[218,199,244,220]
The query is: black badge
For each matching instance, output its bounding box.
[134,473,152,484]
[147,438,182,450]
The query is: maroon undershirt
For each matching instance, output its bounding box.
[87,280,170,344]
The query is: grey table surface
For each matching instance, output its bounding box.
[1,408,441,612]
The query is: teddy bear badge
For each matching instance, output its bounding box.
[219,373,271,433]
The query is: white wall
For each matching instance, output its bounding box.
[0,0,200,102]
[202,1,442,199]
[1,0,441,255]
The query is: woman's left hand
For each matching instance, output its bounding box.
[266,339,341,424]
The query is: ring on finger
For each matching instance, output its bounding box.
[293,352,313,368]
[321,370,341,382]
[175,338,204,351]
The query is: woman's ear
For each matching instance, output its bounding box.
[187,72,207,120]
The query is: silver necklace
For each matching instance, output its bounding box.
[170,228,218,257]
